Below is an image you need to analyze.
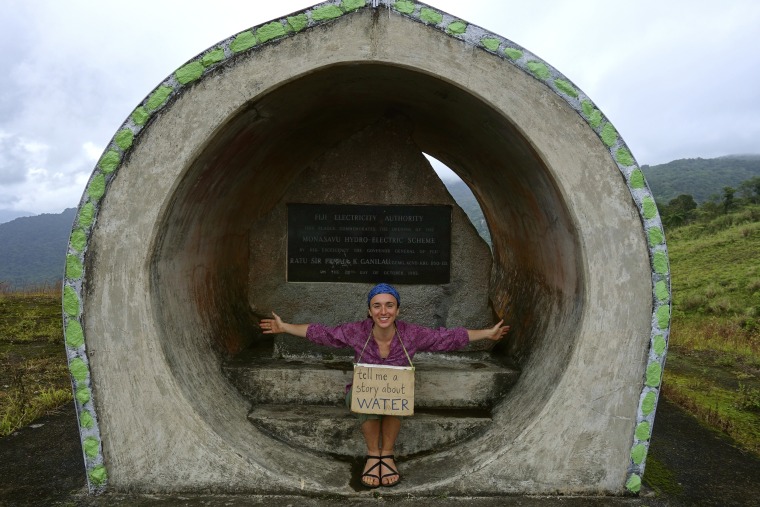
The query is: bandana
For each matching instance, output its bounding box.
[367,283,400,307]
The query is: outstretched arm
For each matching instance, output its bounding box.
[259,311,309,338]
[467,320,510,342]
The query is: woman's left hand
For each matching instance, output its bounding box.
[467,320,510,342]
[485,319,510,341]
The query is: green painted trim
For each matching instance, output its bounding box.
[554,79,578,98]
[393,0,415,14]
[629,169,645,189]
[648,227,664,247]
[201,49,225,67]
[615,147,634,166]
[145,86,173,112]
[80,410,95,429]
[114,130,134,151]
[481,37,500,52]
[131,107,149,126]
[653,251,668,275]
[63,286,80,317]
[75,385,91,404]
[70,228,86,252]
[635,421,651,441]
[342,0,365,12]
[642,391,657,415]
[504,47,523,60]
[287,14,308,32]
[89,465,107,485]
[175,61,204,85]
[646,362,662,388]
[420,7,443,25]
[601,123,618,147]
[66,320,85,348]
[447,20,467,35]
[656,304,670,330]
[527,61,550,80]
[78,203,94,228]
[631,443,646,464]
[230,31,257,53]
[87,173,105,201]
[257,21,287,43]
[312,5,343,21]
[642,196,657,220]
[70,358,88,382]
[581,100,602,128]
[653,335,666,356]
[66,254,83,280]
[655,280,669,301]
[98,151,121,174]
[626,474,641,493]
[84,436,100,458]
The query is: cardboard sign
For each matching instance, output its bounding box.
[351,363,415,416]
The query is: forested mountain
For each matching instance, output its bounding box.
[0,208,76,288]
[642,155,760,204]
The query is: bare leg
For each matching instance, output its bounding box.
[379,416,401,486]
[360,419,382,487]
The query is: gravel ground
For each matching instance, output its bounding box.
[1,397,759,507]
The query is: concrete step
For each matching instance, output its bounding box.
[223,354,519,409]
[248,404,492,458]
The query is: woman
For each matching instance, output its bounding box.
[260,283,509,488]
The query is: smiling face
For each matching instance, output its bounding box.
[368,293,399,330]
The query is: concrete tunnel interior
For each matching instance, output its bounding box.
[149,61,583,463]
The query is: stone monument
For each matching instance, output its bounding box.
[62,0,670,498]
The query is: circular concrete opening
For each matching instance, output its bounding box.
[153,62,580,363]
[66,6,665,495]
[150,62,582,470]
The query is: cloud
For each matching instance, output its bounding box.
[1,0,759,217]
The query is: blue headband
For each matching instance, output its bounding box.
[367,283,400,307]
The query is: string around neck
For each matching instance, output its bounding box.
[357,323,414,368]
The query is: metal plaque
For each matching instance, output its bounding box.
[287,204,451,283]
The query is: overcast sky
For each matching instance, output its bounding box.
[1,0,758,220]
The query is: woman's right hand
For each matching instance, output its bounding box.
[259,312,310,337]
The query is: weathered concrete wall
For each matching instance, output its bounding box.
[62,0,670,497]
[248,113,494,359]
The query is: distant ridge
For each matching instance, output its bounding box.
[642,155,760,204]
[0,208,76,288]
[0,209,34,224]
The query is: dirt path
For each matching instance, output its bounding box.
[1,397,759,506]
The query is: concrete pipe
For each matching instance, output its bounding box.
[62,0,670,497]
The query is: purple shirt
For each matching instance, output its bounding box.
[306,318,469,366]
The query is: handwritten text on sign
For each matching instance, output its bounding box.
[351,364,415,416]
[287,204,452,284]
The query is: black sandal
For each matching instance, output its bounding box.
[379,454,401,487]
[361,455,382,489]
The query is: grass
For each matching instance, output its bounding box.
[0,283,72,437]
[642,454,683,497]
[661,349,760,455]
[662,206,760,456]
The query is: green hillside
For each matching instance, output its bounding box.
[664,204,760,455]
[0,208,76,288]
[643,155,760,204]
